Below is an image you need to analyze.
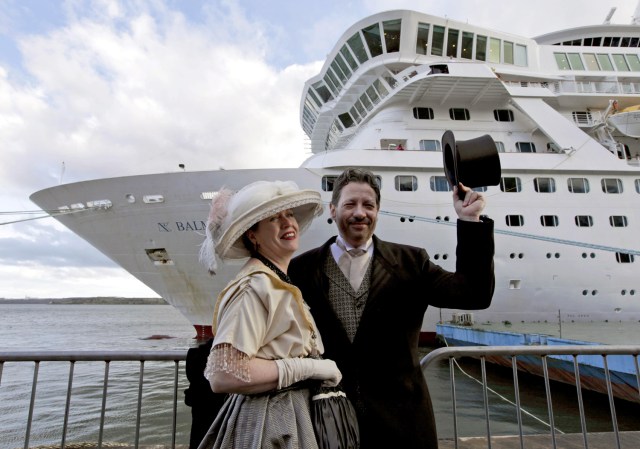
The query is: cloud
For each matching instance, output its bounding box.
[1,1,316,196]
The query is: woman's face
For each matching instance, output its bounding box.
[247,209,299,263]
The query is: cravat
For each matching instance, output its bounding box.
[338,246,369,292]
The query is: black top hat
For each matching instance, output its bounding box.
[442,130,501,190]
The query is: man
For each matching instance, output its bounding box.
[289,168,495,449]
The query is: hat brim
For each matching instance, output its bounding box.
[215,190,323,260]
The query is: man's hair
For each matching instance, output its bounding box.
[330,168,381,207]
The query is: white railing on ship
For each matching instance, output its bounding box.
[0,350,186,449]
[422,345,640,449]
[2,347,639,449]
[503,80,640,96]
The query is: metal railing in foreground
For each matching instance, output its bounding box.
[0,350,188,449]
[421,345,640,449]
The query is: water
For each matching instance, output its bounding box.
[1,304,639,448]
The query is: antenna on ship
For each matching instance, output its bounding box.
[59,161,65,184]
[603,7,616,24]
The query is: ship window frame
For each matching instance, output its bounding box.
[534,177,556,193]
[340,45,359,71]
[503,41,514,64]
[615,252,635,263]
[609,215,628,227]
[493,109,514,122]
[540,215,559,227]
[447,28,459,58]
[596,54,614,71]
[554,53,570,70]
[366,85,381,105]
[360,92,373,111]
[568,177,590,193]
[488,37,501,63]
[362,23,384,58]
[567,53,585,70]
[626,54,640,71]
[338,112,355,129]
[430,175,451,192]
[419,139,442,151]
[373,78,389,98]
[514,44,527,66]
[449,108,470,120]
[312,81,333,103]
[506,215,524,227]
[413,107,434,119]
[416,22,430,55]
[583,53,600,70]
[575,215,593,227]
[461,31,474,60]
[635,179,640,193]
[495,141,505,153]
[431,25,445,56]
[500,177,522,193]
[321,176,337,192]
[395,175,418,192]
[515,142,536,153]
[383,19,402,53]
[601,178,623,194]
[347,32,369,64]
[612,54,630,71]
[475,35,487,61]
[567,178,591,193]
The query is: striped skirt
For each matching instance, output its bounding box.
[197,386,319,449]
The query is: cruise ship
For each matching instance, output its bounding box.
[30,7,640,343]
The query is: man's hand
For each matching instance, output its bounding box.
[453,183,485,222]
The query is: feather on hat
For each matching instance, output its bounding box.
[199,180,323,273]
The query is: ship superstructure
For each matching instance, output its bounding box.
[31,8,640,341]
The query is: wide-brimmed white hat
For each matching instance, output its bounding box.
[200,180,323,272]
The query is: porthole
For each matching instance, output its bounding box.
[621,290,627,295]
[581,253,587,259]
[518,253,524,259]
[434,254,440,260]
[510,253,516,259]
[442,254,448,260]
[582,290,588,295]
[327,218,333,224]
[400,217,406,222]
[592,290,598,295]
[631,290,636,295]
[555,253,560,259]
[546,253,552,259]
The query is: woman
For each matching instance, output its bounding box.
[198,180,342,449]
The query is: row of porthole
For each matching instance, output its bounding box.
[582,289,637,295]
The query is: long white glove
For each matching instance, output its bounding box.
[275,357,342,389]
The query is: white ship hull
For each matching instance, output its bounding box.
[31,9,640,341]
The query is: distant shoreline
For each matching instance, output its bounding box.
[0,297,167,305]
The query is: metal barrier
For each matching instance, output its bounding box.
[0,350,187,449]
[3,346,640,449]
[421,345,640,449]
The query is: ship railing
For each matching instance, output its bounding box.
[504,79,640,97]
[0,350,188,449]
[3,346,640,449]
[421,345,640,449]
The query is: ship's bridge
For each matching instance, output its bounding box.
[300,10,535,155]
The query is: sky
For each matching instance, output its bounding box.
[1,0,638,299]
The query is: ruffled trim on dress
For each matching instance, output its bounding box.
[204,343,251,382]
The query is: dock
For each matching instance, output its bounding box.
[25,432,640,448]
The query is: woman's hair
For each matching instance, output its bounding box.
[331,168,381,207]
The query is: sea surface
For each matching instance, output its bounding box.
[1,303,639,448]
